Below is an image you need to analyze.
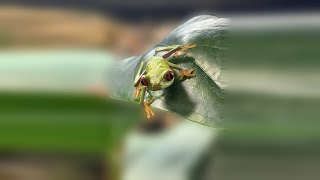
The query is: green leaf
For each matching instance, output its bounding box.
[108,15,229,127]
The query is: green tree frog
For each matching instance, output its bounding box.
[133,44,196,118]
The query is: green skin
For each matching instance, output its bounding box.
[133,44,196,117]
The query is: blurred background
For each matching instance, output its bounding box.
[0,0,320,180]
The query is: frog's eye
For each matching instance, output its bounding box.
[140,77,148,86]
[166,70,174,81]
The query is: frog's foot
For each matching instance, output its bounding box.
[173,43,196,58]
[134,82,142,99]
[179,68,196,80]
[143,102,154,119]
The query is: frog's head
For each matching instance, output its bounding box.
[140,69,174,91]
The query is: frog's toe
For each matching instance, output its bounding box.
[134,83,142,98]
[173,52,180,59]
[181,43,196,55]
[179,68,196,80]
[188,68,195,74]
[143,103,154,119]
[134,90,139,98]
[172,44,196,58]
[184,43,196,49]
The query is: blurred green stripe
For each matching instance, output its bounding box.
[0,92,141,153]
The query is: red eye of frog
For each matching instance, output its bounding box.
[140,77,148,86]
[166,70,174,81]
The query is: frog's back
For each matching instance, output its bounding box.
[146,56,169,72]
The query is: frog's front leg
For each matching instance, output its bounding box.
[155,45,180,53]
[139,86,155,119]
[134,62,146,98]
[134,62,145,87]
[172,43,196,58]
[158,44,196,59]
[166,61,196,80]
